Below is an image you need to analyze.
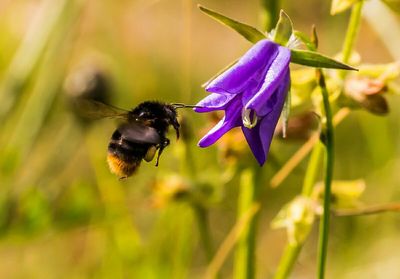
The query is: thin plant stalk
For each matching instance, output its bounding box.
[194,204,214,263]
[315,2,363,277]
[179,139,216,265]
[302,143,324,197]
[273,143,324,279]
[316,69,334,279]
[270,108,350,188]
[205,204,260,279]
[334,203,400,216]
[260,0,281,31]
[234,166,262,279]
[179,0,215,265]
[274,244,302,279]
[0,0,70,121]
[341,1,364,65]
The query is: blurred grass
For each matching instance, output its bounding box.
[0,0,399,278]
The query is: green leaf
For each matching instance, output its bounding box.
[273,10,293,46]
[198,5,266,44]
[311,25,319,50]
[290,50,358,71]
[331,0,360,15]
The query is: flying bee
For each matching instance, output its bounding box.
[76,99,199,179]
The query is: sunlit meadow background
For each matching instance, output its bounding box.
[0,0,399,278]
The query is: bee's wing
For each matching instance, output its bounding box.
[74,99,129,119]
[118,122,161,145]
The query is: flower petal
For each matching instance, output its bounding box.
[194,93,237,113]
[198,97,242,147]
[244,46,291,116]
[259,71,290,158]
[242,125,266,165]
[206,39,279,94]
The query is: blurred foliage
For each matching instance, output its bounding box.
[0,0,399,278]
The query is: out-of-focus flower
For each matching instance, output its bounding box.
[271,196,319,245]
[344,76,389,115]
[195,39,291,165]
[313,179,366,208]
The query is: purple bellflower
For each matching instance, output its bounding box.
[195,39,291,165]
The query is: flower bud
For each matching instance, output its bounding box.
[271,196,318,245]
[313,179,366,208]
[345,76,389,115]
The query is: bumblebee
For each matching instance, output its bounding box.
[77,99,197,178]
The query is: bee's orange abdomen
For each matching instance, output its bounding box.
[107,153,140,178]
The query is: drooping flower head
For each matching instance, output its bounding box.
[195,39,291,165]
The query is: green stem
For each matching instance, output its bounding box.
[316,70,334,279]
[260,0,281,31]
[302,143,324,197]
[274,244,302,279]
[341,1,364,64]
[0,0,70,121]
[181,140,216,267]
[273,143,324,279]
[194,204,214,263]
[234,166,262,279]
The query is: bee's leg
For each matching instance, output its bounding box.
[155,138,170,166]
[171,119,180,139]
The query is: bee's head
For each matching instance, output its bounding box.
[164,104,180,139]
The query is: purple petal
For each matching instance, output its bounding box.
[206,40,279,94]
[258,71,290,159]
[198,97,242,147]
[244,46,291,116]
[194,93,237,113]
[242,125,266,165]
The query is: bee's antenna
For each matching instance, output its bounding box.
[171,103,204,109]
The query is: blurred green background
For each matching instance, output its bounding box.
[0,0,399,278]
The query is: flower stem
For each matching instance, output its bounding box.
[273,143,324,279]
[302,143,324,197]
[341,0,364,64]
[274,244,302,279]
[333,203,400,216]
[234,166,262,279]
[316,70,334,279]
